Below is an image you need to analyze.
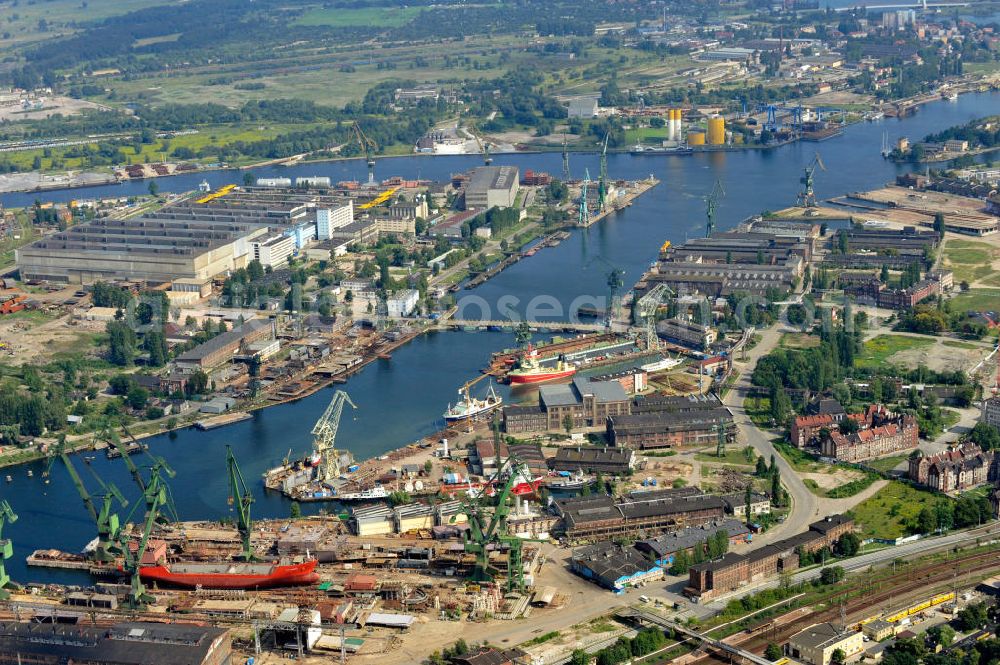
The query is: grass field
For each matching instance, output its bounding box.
[942,239,998,284]
[780,333,821,349]
[941,339,983,350]
[847,481,939,539]
[743,396,773,428]
[625,126,670,145]
[293,6,423,27]
[949,289,1000,314]
[694,448,756,467]
[864,454,910,473]
[0,0,179,50]
[773,440,827,473]
[855,334,935,369]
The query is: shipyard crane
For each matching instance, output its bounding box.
[634,283,675,351]
[705,178,725,238]
[117,476,164,610]
[460,457,529,591]
[797,152,826,208]
[586,255,626,322]
[598,133,610,212]
[578,168,592,226]
[470,128,493,166]
[312,390,358,484]
[227,445,256,562]
[47,436,125,562]
[97,426,178,524]
[128,456,178,526]
[0,500,16,599]
[352,123,378,185]
[561,137,571,181]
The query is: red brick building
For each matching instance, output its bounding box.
[684,515,853,601]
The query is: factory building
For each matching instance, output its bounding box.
[539,377,630,429]
[550,447,636,474]
[175,318,276,371]
[0,621,231,665]
[463,166,520,210]
[656,317,717,350]
[16,217,267,284]
[251,232,295,269]
[663,232,813,263]
[553,490,727,543]
[606,407,735,450]
[570,542,664,592]
[637,255,803,298]
[634,519,751,567]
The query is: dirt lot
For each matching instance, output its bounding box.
[799,467,865,490]
[0,96,110,123]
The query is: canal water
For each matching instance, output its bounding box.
[2,91,996,585]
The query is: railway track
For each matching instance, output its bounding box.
[685,546,1000,665]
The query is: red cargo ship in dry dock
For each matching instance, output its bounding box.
[140,558,319,590]
[506,344,576,384]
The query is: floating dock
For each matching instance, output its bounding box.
[194,412,252,431]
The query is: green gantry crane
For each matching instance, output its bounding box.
[117,474,164,610]
[705,178,725,238]
[48,436,127,562]
[461,420,528,594]
[227,445,255,562]
[97,426,178,524]
[0,500,17,599]
[598,133,610,212]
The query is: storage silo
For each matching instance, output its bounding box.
[687,130,706,146]
[707,116,726,145]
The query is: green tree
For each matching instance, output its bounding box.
[143,330,168,367]
[570,649,590,665]
[148,180,159,197]
[765,644,783,661]
[126,386,149,410]
[106,320,137,366]
[563,414,574,434]
[290,501,301,519]
[927,624,955,648]
[917,505,937,534]
[831,648,846,665]
[755,456,769,477]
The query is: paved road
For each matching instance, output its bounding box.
[722,324,821,544]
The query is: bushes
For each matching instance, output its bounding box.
[594,628,667,665]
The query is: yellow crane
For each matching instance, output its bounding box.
[352,123,378,185]
[468,124,493,165]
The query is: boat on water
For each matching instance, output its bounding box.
[629,144,693,156]
[866,111,885,121]
[546,470,592,490]
[507,344,576,385]
[140,558,318,590]
[444,382,502,422]
[641,356,683,373]
[943,91,958,101]
[337,484,389,501]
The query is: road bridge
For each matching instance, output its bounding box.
[436,319,610,333]
[617,608,774,665]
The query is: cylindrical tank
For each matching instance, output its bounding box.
[707,115,726,145]
[687,130,706,146]
[404,481,414,493]
[675,108,682,136]
[415,480,424,491]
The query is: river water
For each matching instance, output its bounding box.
[2,91,996,585]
